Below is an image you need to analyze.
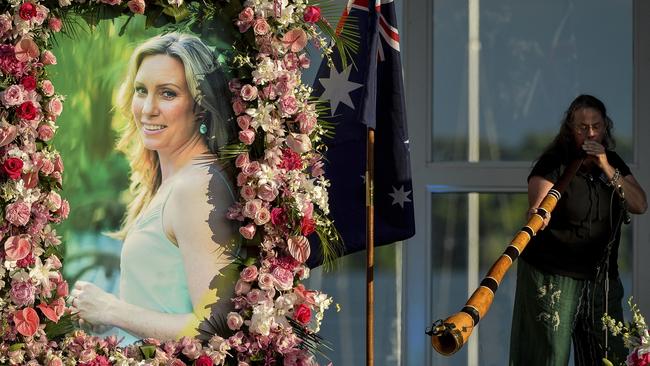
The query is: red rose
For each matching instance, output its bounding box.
[300,216,316,236]
[194,355,213,366]
[17,101,38,121]
[21,75,37,91]
[303,6,321,23]
[294,303,312,324]
[4,157,24,180]
[19,3,37,21]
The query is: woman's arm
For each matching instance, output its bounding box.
[71,164,238,341]
[527,175,554,230]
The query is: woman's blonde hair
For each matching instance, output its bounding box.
[113,32,234,238]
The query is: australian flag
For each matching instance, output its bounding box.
[309,0,415,265]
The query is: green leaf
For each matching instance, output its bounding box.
[9,343,25,352]
[140,345,157,359]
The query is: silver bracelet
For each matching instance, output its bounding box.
[609,168,621,187]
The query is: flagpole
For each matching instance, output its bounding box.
[366,127,375,366]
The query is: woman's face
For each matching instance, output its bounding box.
[131,54,199,154]
[570,107,605,147]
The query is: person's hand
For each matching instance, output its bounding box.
[582,140,608,169]
[69,281,117,329]
[528,208,551,231]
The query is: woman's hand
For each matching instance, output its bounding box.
[69,281,117,329]
[582,140,608,169]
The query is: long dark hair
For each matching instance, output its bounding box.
[540,94,616,163]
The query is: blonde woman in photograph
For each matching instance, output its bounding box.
[69,32,239,344]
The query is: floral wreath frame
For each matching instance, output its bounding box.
[0,1,347,365]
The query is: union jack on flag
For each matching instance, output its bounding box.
[308,0,415,266]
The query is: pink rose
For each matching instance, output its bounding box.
[253,18,270,36]
[240,84,258,101]
[239,7,254,22]
[239,129,256,145]
[235,152,249,168]
[38,124,55,141]
[46,191,62,211]
[240,185,256,201]
[127,0,146,14]
[254,207,271,225]
[1,84,26,107]
[257,273,274,290]
[257,184,278,202]
[243,199,262,218]
[41,50,57,65]
[279,95,299,116]
[232,98,246,115]
[6,201,31,226]
[47,98,63,116]
[237,115,252,131]
[234,279,252,295]
[14,307,40,337]
[226,312,244,330]
[303,6,321,23]
[240,265,258,282]
[287,235,311,263]
[236,172,249,187]
[272,267,294,291]
[282,29,308,53]
[286,133,312,153]
[34,4,49,25]
[10,280,36,306]
[41,80,55,96]
[245,289,262,305]
[0,124,18,147]
[48,17,62,32]
[294,303,312,324]
[242,161,260,175]
[15,38,40,62]
[239,223,256,240]
[41,159,54,175]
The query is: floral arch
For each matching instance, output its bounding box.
[0,1,347,365]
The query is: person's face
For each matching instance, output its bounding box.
[570,107,605,146]
[131,54,199,154]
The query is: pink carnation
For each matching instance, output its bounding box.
[272,267,294,291]
[41,50,57,65]
[279,95,299,116]
[6,201,31,226]
[10,279,36,306]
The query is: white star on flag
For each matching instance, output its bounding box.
[389,185,412,208]
[318,64,363,115]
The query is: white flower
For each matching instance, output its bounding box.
[168,0,184,5]
[249,302,275,336]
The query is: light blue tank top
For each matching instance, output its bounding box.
[118,164,236,344]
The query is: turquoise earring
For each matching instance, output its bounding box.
[199,123,208,135]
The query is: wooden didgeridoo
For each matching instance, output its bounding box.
[426,158,584,356]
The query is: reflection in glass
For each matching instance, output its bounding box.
[432,0,633,162]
